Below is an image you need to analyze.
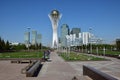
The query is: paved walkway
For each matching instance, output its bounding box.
[38,51,88,80]
[39,52,120,80]
[0,61,28,80]
[68,53,120,80]
[0,51,119,80]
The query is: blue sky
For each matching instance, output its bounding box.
[0,0,120,46]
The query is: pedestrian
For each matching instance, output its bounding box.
[43,50,46,60]
[47,50,51,59]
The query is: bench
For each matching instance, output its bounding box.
[83,65,118,80]
[11,60,18,63]
[19,60,32,63]
[26,60,41,77]
[11,60,32,64]
[117,55,120,59]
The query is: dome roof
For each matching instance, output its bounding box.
[50,10,60,17]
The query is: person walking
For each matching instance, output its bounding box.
[47,50,51,59]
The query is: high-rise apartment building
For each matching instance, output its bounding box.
[61,24,69,47]
[24,32,30,44]
[37,34,42,44]
[24,29,42,48]
[32,30,37,45]
[82,32,90,45]
[71,28,81,38]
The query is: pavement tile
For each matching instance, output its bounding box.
[0,51,120,80]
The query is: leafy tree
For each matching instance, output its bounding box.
[5,40,10,50]
[12,44,27,51]
[116,39,120,51]
[0,37,2,50]
[29,43,42,50]
[1,39,5,51]
[0,37,10,52]
[30,44,36,50]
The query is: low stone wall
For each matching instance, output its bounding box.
[83,65,118,80]
[26,60,41,77]
[21,61,37,74]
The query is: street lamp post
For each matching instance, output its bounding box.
[96,47,98,55]
[27,27,30,51]
[66,35,70,59]
[89,27,92,54]
[90,42,92,54]
[96,39,99,56]
[86,44,87,53]
[82,44,83,53]
[39,34,42,58]
[103,47,106,58]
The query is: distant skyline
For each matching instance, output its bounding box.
[0,0,120,46]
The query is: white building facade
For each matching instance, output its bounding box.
[82,32,91,45]
[32,30,37,45]
[66,32,102,47]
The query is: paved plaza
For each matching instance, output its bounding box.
[0,51,120,80]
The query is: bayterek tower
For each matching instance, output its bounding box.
[49,10,61,48]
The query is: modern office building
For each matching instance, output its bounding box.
[82,32,90,45]
[66,33,82,47]
[24,31,30,49]
[32,30,37,45]
[37,34,42,44]
[71,28,81,38]
[48,10,61,48]
[82,32,101,45]
[24,32,30,44]
[24,29,42,46]
[65,31,103,47]
[61,24,69,47]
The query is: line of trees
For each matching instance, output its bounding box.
[75,40,120,51]
[0,37,47,52]
[29,43,42,50]
[0,37,11,52]
[116,39,120,51]
[75,44,116,51]
[12,43,42,51]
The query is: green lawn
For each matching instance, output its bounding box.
[92,49,120,55]
[60,52,106,61]
[0,51,43,58]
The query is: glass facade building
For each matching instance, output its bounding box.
[24,32,30,44]
[24,30,42,47]
[61,24,69,47]
[37,34,42,44]
[32,30,37,45]
[71,28,81,38]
